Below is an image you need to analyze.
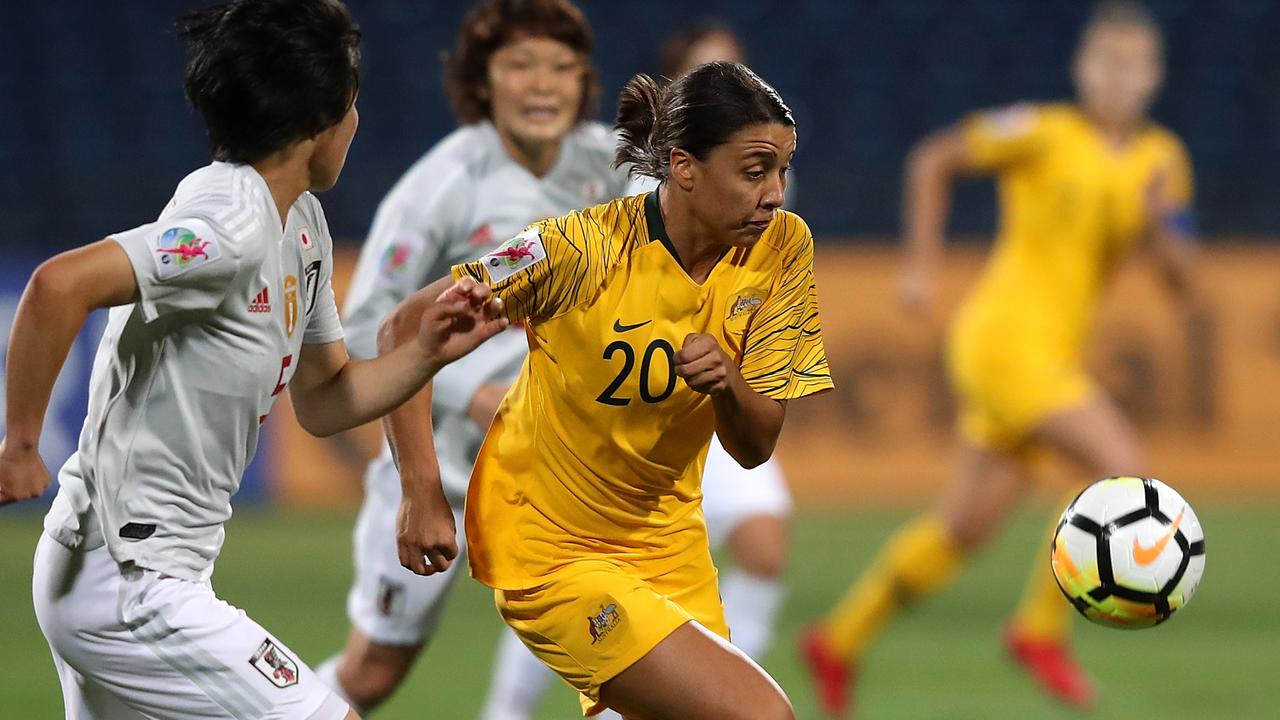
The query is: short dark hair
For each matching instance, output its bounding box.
[614,61,794,180]
[444,0,599,126]
[178,0,362,164]
[1081,1,1164,53]
[659,19,745,79]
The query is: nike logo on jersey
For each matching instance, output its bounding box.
[613,319,652,333]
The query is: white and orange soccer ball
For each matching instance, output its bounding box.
[1051,476,1206,629]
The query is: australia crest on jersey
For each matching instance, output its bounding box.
[480,226,546,283]
[249,638,299,688]
[725,287,768,333]
[152,218,220,279]
[587,601,622,645]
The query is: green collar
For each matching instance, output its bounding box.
[644,188,684,270]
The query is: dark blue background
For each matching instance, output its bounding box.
[3,0,1279,251]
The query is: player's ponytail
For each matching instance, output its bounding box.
[613,61,793,182]
[613,73,665,178]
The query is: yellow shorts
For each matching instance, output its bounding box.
[495,550,727,716]
[947,326,1095,451]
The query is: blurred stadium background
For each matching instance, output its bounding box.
[2,1,1278,718]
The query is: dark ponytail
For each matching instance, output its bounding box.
[613,61,794,181]
[613,73,665,177]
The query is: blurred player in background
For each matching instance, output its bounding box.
[803,2,1201,715]
[0,1,504,719]
[382,61,829,719]
[480,19,798,720]
[313,1,629,715]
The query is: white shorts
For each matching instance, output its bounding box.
[32,533,347,720]
[346,457,466,646]
[702,434,793,549]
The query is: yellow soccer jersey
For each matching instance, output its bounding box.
[452,191,832,589]
[956,102,1194,359]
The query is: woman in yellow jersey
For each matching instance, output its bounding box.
[380,61,831,719]
[803,2,1201,716]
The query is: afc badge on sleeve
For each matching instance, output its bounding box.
[151,218,220,280]
[248,637,299,688]
[480,226,546,283]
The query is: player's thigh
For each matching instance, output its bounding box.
[1033,392,1148,479]
[497,553,728,714]
[348,485,464,646]
[935,439,1031,550]
[599,621,793,720]
[34,536,348,719]
[48,651,141,720]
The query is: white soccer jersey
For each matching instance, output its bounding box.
[44,162,344,582]
[343,120,629,500]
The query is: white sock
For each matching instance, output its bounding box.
[597,710,624,720]
[477,630,556,720]
[314,655,364,716]
[720,569,786,661]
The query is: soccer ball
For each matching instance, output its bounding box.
[1050,476,1205,629]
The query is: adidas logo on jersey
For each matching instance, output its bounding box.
[248,287,271,313]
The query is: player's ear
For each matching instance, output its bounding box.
[669,147,696,192]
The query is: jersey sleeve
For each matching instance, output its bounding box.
[111,216,241,321]
[962,103,1050,171]
[342,168,467,359]
[451,208,616,325]
[738,217,834,400]
[302,206,345,345]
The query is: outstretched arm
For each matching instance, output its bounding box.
[0,241,139,504]
[289,276,506,438]
[899,126,976,313]
[371,275,504,576]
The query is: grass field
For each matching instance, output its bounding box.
[1,504,1275,719]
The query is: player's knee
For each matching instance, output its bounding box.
[728,515,789,578]
[337,653,413,708]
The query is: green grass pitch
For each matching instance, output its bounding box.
[1,505,1274,718]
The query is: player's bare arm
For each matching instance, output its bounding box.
[375,275,503,576]
[0,240,138,505]
[1141,168,1204,313]
[675,332,786,469]
[898,126,975,314]
[289,276,506,438]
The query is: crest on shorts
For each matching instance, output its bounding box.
[249,638,299,688]
[587,602,621,645]
[377,576,405,617]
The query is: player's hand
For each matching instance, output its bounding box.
[0,440,52,506]
[467,382,510,431]
[395,482,458,576]
[416,277,508,370]
[675,333,734,396]
[898,262,935,315]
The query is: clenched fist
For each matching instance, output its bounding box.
[675,333,735,395]
[0,441,52,506]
